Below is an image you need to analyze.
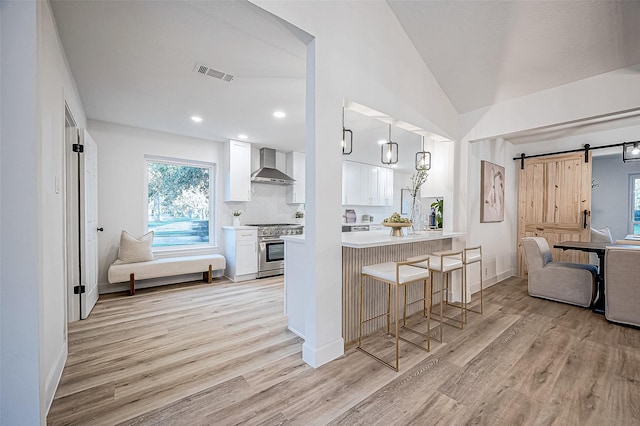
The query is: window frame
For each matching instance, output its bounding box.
[144,155,218,255]
[630,173,640,236]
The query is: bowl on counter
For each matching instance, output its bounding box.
[382,222,412,237]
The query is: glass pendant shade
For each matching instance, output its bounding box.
[342,128,353,155]
[623,142,640,162]
[342,107,353,155]
[381,125,398,165]
[415,136,432,170]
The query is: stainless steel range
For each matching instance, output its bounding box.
[246,224,304,278]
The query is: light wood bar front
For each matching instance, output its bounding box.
[342,231,462,344]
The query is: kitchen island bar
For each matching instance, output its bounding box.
[282,231,464,347]
[342,231,464,344]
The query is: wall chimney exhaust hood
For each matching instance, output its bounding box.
[251,148,296,185]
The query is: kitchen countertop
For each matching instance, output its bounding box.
[280,234,305,243]
[281,230,464,247]
[221,226,257,230]
[342,229,464,248]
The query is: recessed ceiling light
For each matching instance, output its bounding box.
[191,116,203,123]
[238,134,248,140]
[378,139,387,145]
[273,111,286,118]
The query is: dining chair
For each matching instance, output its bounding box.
[604,245,640,327]
[590,226,613,266]
[521,237,597,307]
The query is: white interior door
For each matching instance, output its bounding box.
[80,129,99,319]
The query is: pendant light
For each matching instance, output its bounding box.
[381,124,398,165]
[342,108,353,155]
[415,136,432,170]
[623,142,640,162]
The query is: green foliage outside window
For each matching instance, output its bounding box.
[147,161,212,247]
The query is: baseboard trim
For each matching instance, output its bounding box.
[44,342,67,416]
[287,326,305,339]
[468,269,515,295]
[302,337,344,368]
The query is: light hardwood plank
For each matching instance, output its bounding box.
[47,275,640,425]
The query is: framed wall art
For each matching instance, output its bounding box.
[481,160,505,223]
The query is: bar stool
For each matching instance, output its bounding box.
[464,246,483,315]
[425,251,465,340]
[358,256,432,371]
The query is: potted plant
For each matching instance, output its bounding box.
[430,198,443,229]
[232,210,242,226]
[407,167,429,233]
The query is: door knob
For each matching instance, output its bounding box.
[97,227,104,232]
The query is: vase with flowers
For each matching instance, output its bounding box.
[232,210,242,227]
[407,167,429,234]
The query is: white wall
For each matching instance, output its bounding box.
[38,0,88,415]
[89,120,225,290]
[458,70,640,289]
[1,2,42,424]
[253,0,459,367]
[91,120,306,293]
[0,0,89,422]
[464,138,518,291]
[461,65,640,142]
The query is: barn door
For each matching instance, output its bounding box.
[517,152,592,276]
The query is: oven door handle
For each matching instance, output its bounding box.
[260,238,284,243]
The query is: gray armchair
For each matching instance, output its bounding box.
[605,246,640,327]
[521,237,597,307]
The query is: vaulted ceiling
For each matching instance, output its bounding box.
[389,0,640,114]
[51,0,640,161]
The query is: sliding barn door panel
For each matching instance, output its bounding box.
[518,153,591,276]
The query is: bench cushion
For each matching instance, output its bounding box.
[108,254,226,284]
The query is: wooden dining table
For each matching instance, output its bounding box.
[553,241,621,314]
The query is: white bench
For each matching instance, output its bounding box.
[107,254,226,295]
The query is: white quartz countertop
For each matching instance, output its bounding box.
[221,226,256,230]
[342,230,464,248]
[281,230,465,248]
[280,235,305,243]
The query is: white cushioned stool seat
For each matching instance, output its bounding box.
[358,257,433,371]
[362,262,430,284]
[465,252,482,263]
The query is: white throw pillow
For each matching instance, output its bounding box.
[117,230,154,263]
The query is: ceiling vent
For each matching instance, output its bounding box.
[194,62,234,83]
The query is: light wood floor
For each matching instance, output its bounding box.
[48,275,640,425]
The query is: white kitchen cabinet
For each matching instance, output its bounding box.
[365,166,379,205]
[286,151,305,204]
[342,161,393,206]
[378,167,394,206]
[342,161,363,205]
[222,227,257,282]
[224,140,252,202]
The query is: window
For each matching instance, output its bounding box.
[631,174,640,235]
[146,157,214,248]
